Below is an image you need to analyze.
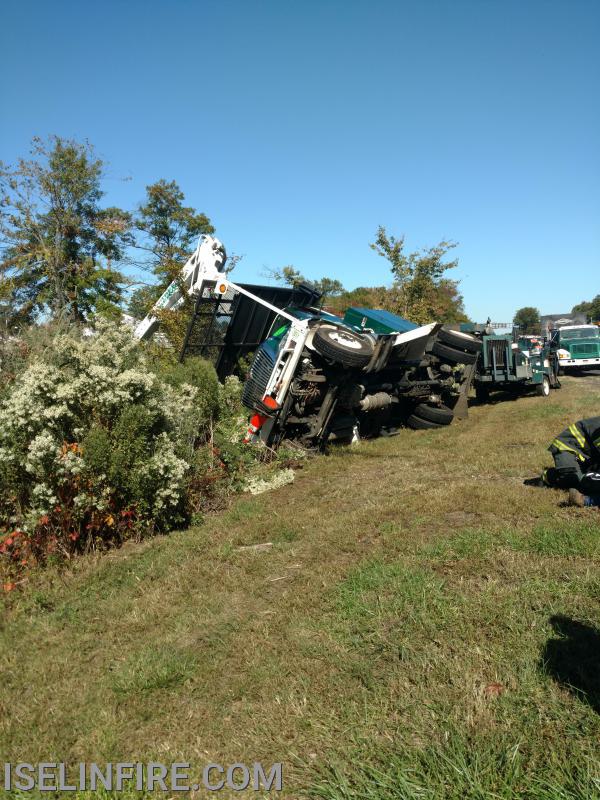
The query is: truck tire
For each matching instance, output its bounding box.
[312,324,374,368]
[536,375,550,397]
[407,403,454,429]
[412,403,454,424]
[407,413,443,430]
[430,340,479,366]
[437,328,482,354]
[406,414,444,431]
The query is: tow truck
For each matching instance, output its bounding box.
[458,323,560,401]
[135,235,482,449]
[550,324,600,373]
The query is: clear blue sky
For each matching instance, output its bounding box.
[1,0,598,323]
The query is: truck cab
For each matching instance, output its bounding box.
[551,325,600,371]
[472,332,558,401]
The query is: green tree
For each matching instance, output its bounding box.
[0,136,131,325]
[132,179,214,285]
[326,286,387,315]
[128,179,215,350]
[369,226,465,324]
[271,264,345,303]
[127,180,215,344]
[126,284,161,321]
[573,295,600,322]
[513,306,540,334]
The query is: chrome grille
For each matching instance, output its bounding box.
[486,339,507,368]
[570,343,599,356]
[242,346,276,411]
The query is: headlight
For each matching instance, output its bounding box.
[557,349,570,359]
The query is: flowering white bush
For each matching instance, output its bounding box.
[244,468,295,495]
[0,320,218,546]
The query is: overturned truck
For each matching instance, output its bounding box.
[241,306,481,448]
[134,235,482,449]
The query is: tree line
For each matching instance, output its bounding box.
[270,227,468,325]
[0,137,214,331]
[514,297,600,334]
[1,136,469,336]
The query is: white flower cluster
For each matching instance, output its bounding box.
[218,376,247,443]
[244,468,295,495]
[0,320,198,531]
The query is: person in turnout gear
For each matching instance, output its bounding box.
[526,416,600,507]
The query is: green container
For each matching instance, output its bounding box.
[343,307,418,335]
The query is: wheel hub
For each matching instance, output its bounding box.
[328,330,362,350]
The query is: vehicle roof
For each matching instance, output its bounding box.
[558,324,597,331]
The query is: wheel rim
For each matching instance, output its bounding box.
[328,330,363,350]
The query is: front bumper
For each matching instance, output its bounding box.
[559,357,600,367]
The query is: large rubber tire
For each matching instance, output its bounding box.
[312,324,374,368]
[437,327,482,354]
[431,340,479,365]
[411,403,454,425]
[536,375,550,397]
[407,413,443,430]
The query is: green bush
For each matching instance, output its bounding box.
[0,322,301,586]
[156,356,220,438]
[0,321,220,575]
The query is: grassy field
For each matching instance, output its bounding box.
[1,375,599,799]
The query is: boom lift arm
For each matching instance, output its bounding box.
[133,235,298,341]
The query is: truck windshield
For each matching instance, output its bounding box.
[560,327,600,340]
[267,315,291,339]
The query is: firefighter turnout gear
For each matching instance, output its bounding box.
[544,416,600,495]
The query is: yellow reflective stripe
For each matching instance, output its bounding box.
[594,437,600,449]
[569,424,586,449]
[552,438,586,461]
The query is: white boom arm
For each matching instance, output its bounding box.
[134,236,229,340]
[134,235,300,341]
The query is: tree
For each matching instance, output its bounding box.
[573,295,600,322]
[0,136,131,325]
[325,286,387,315]
[270,264,345,303]
[127,180,215,348]
[513,306,540,333]
[426,278,469,324]
[369,226,466,324]
[133,179,214,285]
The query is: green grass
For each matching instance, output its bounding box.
[1,376,599,798]
[111,646,199,694]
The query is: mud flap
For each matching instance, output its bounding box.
[453,363,477,419]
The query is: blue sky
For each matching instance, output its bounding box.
[1,0,598,323]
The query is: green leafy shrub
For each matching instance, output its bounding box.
[0,322,304,588]
[156,356,220,451]
[184,376,257,517]
[0,320,219,577]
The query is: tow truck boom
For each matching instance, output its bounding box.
[134,236,229,340]
[133,235,298,341]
